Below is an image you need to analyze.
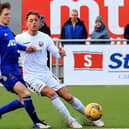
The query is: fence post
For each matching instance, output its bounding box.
[55,40,59,78]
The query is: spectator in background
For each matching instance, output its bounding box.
[39,15,51,67]
[61,9,88,45]
[91,16,110,44]
[39,15,51,36]
[124,24,129,44]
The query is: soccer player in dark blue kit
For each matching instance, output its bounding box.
[0,2,51,129]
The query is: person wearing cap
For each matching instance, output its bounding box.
[91,16,110,44]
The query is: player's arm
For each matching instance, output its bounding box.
[16,42,26,51]
[15,35,37,53]
[15,35,27,51]
[17,42,37,53]
[58,47,66,57]
[47,37,66,59]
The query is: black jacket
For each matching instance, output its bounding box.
[124,24,129,44]
[39,23,51,36]
[39,23,51,67]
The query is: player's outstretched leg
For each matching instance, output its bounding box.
[0,97,51,129]
[14,82,51,129]
[51,95,82,128]
[69,97,104,127]
[0,99,24,117]
[41,86,82,128]
[57,87,104,127]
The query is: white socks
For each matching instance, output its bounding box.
[69,97,85,114]
[51,95,75,123]
[51,95,85,124]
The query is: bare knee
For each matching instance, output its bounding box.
[41,86,56,98]
[22,90,31,97]
[14,82,31,97]
[62,94,73,102]
[57,87,73,101]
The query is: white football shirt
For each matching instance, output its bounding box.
[15,31,61,77]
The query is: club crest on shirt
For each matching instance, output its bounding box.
[38,41,44,47]
[9,74,15,80]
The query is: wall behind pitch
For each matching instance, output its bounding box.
[1,0,22,34]
[22,0,129,39]
[64,45,129,85]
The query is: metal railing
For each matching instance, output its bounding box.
[53,38,128,45]
[51,38,129,81]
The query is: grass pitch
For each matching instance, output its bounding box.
[0,86,129,129]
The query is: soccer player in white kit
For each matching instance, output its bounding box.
[15,11,104,128]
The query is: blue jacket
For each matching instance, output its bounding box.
[61,18,87,45]
[91,24,110,44]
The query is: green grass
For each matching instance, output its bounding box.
[0,86,129,129]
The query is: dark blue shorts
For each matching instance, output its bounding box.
[1,73,27,93]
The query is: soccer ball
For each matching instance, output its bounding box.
[84,103,102,121]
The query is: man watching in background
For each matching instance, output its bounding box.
[61,9,88,45]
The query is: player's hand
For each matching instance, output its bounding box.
[59,47,66,57]
[26,45,37,53]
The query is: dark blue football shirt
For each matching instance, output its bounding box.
[0,25,26,74]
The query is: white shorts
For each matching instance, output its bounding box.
[25,71,64,95]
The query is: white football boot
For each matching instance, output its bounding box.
[70,119,82,128]
[33,121,51,129]
[86,119,104,127]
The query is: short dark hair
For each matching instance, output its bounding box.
[0,2,11,15]
[26,11,40,20]
[71,9,78,16]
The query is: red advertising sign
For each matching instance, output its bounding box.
[73,52,103,69]
[22,0,129,38]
